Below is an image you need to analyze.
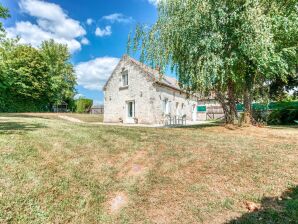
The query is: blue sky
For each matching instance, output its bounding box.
[1,0,160,105]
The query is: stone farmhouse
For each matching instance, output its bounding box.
[103,55,199,125]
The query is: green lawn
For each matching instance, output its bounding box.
[0,114,297,223]
[63,113,103,123]
[0,113,104,123]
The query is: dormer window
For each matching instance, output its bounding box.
[122,70,128,87]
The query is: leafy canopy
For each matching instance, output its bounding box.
[0,38,77,112]
[0,3,10,32]
[129,0,297,98]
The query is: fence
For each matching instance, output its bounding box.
[198,101,298,121]
[206,106,224,120]
[164,115,187,126]
[90,106,104,114]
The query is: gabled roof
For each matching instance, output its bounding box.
[103,54,182,92]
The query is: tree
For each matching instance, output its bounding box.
[0,40,50,111]
[0,3,10,33]
[0,38,77,112]
[237,0,298,123]
[266,1,298,101]
[75,98,93,113]
[40,39,77,107]
[128,0,298,124]
[269,75,298,101]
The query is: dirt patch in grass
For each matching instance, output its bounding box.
[118,150,151,179]
[108,192,129,214]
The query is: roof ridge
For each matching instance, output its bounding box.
[104,54,184,92]
[124,55,178,83]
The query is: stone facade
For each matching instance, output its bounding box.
[103,55,198,125]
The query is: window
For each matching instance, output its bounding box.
[122,70,128,86]
[127,101,135,118]
[163,98,170,114]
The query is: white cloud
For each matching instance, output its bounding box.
[95,26,112,37]
[81,37,89,45]
[6,0,86,53]
[148,0,161,6]
[74,93,85,99]
[75,57,120,91]
[7,21,82,52]
[102,13,132,23]
[86,18,94,25]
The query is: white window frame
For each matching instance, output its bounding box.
[163,98,170,115]
[127,101,135,118]
[121,70,128,87]
[181,103,185,115]
[176,102,179,116]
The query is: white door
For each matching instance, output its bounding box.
[126,101,135,123]
[192,104,197,121]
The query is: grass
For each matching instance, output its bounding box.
[0,113,297,223]
[0,112,104,123]
[64,113,103,123]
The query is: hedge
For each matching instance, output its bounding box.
[75,98,93,113]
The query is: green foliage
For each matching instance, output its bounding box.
[128,0,298,122]
[0,38,76,112]
[237,101,298,112]
[129,0,293,90]
[0,42,49,112]
[40,40,76,105]
[0,3,10,32]
[241,101,298,124]
[75,98,93,113]
[269,75,298,101]
[267,109,298,125]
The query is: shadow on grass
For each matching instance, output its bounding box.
[267,125,298,130]
[0,121,47,134]
[174,121,224,129]
[227,186,298,224]
[0,113,52,120]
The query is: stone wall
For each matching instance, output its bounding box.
[104,58,198,125]
[104,59,157,124]
[152,85,198,124]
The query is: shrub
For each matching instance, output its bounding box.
[0,93,48,112]
[252,110,269,124]
[75,98,93,113]
[267,109,298,125]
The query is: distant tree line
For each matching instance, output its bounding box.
[0,4,77,112]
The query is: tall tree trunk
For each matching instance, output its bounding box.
[216,90,234,124]
[243,87,252,124]
[243,83,254,125]
[242,60,256,125]
[227,80,238,120]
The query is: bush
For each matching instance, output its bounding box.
[75,98,93,113]
[267,109,298,125]
[250,101,298,125]
[252,110,269,124]
[0,93,48,112]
